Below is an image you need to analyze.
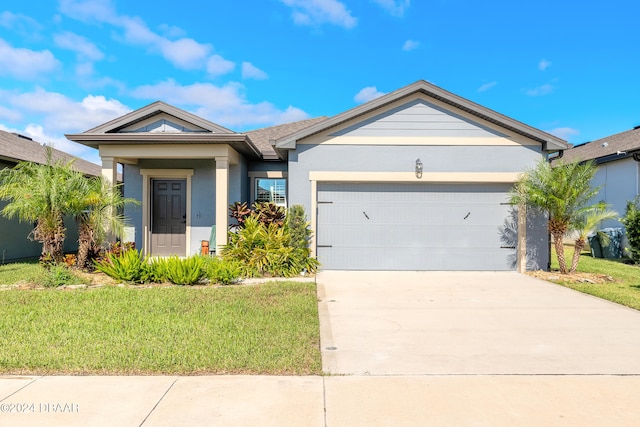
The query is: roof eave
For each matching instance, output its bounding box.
[66,133,263,159]
[276,80,568,151]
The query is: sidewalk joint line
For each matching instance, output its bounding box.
[0,376,43,402]
[138,377,178,426]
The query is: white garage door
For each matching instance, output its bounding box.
[316,182,516,270]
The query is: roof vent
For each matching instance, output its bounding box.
[601,142,609,147]
[634,125,640,130]
[12,133,33,141]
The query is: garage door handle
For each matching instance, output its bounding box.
[317,245,333,248]
[501,246,516,249]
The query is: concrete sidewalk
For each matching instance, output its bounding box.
[2,375,640,426]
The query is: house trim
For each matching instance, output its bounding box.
[297,136,539,146]
[140,169,194,257]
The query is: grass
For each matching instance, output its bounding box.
[0,282,321,375]
[548,246,640,310]
[0,259,42,285]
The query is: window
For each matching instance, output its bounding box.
[255,178,287,207]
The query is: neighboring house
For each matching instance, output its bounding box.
[0,130,102,262]
[67,81,567,271]
[556,126,640,228]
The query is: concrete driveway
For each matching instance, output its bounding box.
[317,271,640,375]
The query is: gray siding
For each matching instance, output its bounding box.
[591,158,639,228]
[332,99,507,138]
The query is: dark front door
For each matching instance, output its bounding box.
[151,179,186,256]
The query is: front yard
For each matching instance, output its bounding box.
[532,247,640,311]
[0,280,321,375]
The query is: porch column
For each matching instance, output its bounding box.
[101,156,118,244]
[101,156,117,184]
[215,157,229,254]
[517,203,527,273]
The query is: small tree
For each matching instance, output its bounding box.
[510,159,600,274]
[569,204,618,272]
[0,149,82,263]
[72,177,137,269]
[621,197,640,263]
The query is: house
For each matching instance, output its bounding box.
[0,130,102,262]
[67,81,567,271]
[555,126,640,228]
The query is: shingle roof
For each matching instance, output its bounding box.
[558,126,640,163]
[0,130,101,176]
[246,117,328,159]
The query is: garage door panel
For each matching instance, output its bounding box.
[317,182,515,270]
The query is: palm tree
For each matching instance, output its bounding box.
[0,149,81,263]
[73,177,137,269]
[569,205,618,273]
[510,159,600,274]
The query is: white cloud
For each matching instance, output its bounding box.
[58,0,118,23]
[130,79,309,128]
[6,87,131,132]
[54,31,105,61]
[547,127,579,141]
[372,0,411,17]
[538,59,551,71]
[158,23,186,38]
[478,81,497,92]
[280,0,357,28]
[0,38,60,80]
[60,0,218,70]
[402,39,419,51]
[242,62,268,80]
[525,83,554,96]
[0,11,43,30]
[354,86,386,103]
[207,55,235,77]
[0,105,22,122]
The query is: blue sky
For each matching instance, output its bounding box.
[1,0,639,165]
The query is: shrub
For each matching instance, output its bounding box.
[253,202,286,227]
[146,257,170,283]
[38,264,86,288]
[163,256,205,286]
[622,197,640,263]
[94,249,150,283]
[222,215,319,278]
[287,204,312,250]
[204,257,242,285]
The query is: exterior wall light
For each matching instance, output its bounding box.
[415,158,423,178]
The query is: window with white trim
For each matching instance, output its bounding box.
[255,178,287,207]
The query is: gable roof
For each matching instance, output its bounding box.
[84,101,234,134]
[557,126,640,164]
[67,101,263,159]
[246,117,328,160]
[0,130,101,177]
[276,80,568,152]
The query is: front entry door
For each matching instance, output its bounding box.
[151,179,186,256]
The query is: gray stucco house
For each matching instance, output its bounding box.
[558,126,640,228]
[67,81,567,271]
[0,130,102,262]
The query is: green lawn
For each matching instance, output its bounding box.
[0,282,321,375]
[549,247,640,310]
[0,260,42,285]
